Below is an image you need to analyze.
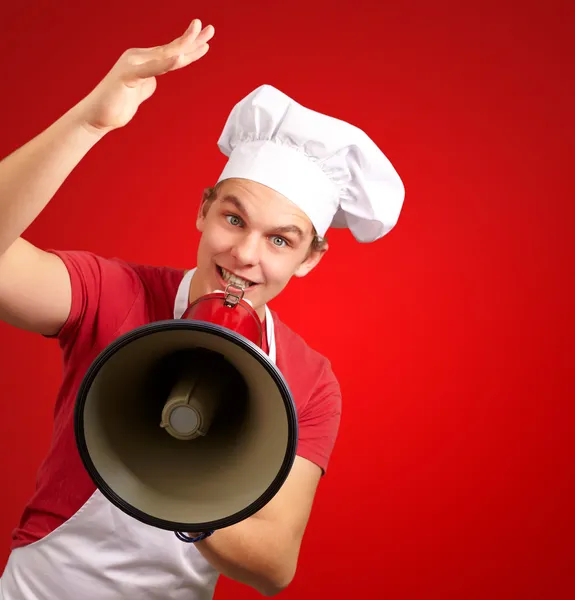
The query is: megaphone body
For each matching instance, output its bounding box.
[74,285,298,535]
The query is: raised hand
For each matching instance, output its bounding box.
[76,19,214,134]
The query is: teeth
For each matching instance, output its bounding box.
[220,267,254,288]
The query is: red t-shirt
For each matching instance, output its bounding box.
[11,250,342,550]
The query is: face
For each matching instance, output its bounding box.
[191,178,327,320]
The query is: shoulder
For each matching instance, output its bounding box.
[48,249,187,345]
[271,309,340,388]
[270,309,342,423]
[51,249,186,298]
[270,310,342,474]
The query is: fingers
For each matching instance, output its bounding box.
[127,54,182,84]
[180,19,215,41]
[183,18,215,42]
[126,41,210,83]
[128,19,214,61]
[166,18,202,52]
[195,23,215,44]
[174,42,210,69]
[182,18,203,38]
[122,18,213,84]
[164,19,214,56]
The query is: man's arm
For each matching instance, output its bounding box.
[193,456,322,596]
[0,103,104,334]
[0,19,213,335]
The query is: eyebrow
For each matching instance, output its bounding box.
[221,194,248,215]
[221,194,306,241]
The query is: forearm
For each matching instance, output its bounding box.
[0,105,105,255]
[193,517,297,596]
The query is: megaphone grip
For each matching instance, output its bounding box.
[175,530,214,543]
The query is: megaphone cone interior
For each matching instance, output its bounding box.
[75,320,297,533]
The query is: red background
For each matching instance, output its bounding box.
[0,1,574,598]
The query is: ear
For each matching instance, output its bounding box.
[196,187,212,233]
[294,240,329,278]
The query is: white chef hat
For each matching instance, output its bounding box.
[216,85,405,243]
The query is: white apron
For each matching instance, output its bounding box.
[0,268,276,599]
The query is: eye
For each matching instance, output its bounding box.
[270,236,288,248]
[225,214,243,227]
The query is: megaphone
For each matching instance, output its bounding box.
[74,284,298,537]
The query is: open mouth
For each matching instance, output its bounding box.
[216,265,258,289]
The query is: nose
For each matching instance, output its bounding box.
[230,232,260,267]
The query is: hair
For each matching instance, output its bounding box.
[200,183,328,254]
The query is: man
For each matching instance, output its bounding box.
[0,16,404,600]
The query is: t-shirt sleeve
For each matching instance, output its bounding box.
[45,250,145,355]
[46,250,186,358]
[296,359,342,475]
